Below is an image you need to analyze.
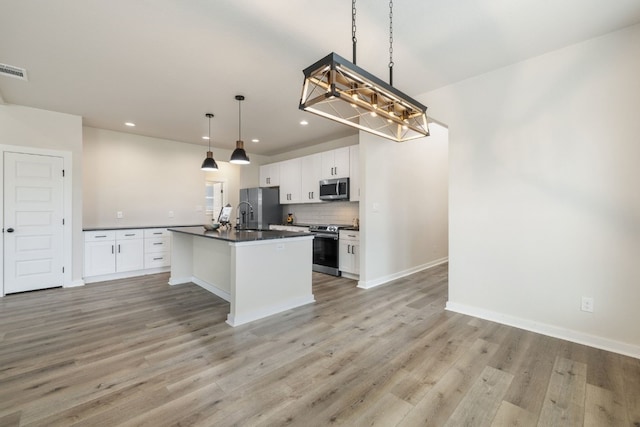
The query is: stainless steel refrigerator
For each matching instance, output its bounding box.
[238,187,281,229]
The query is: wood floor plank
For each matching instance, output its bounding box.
[443,365,514,427]
[397,338,500,427]
[490,400,537,427]
[537,356,587,426]
[584,383,627,426]
[1,266,639,426]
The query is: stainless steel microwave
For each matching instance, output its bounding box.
[319,178,350,201]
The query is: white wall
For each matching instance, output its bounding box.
[0,104,84,285]
[83,127,252,227]
[359,124,449,288]
[268,134,358,163]
[427,24,640,356]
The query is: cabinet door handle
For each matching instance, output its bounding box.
[347,244,351,254]
[124,233,135,237]
[352,246,355,255]
[95,235,107,238]
[153,242,163,245]
[153,232,162,235]
[111,245,114,254]
[118,244,121,253]
[153,257,163,260]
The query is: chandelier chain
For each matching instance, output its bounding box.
[389,0,394,85]
[352,0,357,64]
[389,0,394,67]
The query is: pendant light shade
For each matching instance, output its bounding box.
[230,95,250,165]
[201,113,218,171]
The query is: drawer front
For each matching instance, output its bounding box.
[116,229,143,240]
[144,252,171,269]
[339,230,359,241]
[84,230,116,242]
[144,228,169,238]
[145,237,170,253]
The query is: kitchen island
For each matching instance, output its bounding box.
[167,226,314,326]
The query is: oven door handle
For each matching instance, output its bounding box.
[312,233,339,240]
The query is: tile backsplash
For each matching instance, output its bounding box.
[281,202,359,225]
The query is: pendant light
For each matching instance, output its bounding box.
[201,113,218,171]
[299,0,429,142]
[230,95,250,165]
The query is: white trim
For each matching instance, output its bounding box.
[0,145,73,296]
[84,267,170,284]
[168,276,191,286]
[226,295,316,327]
[66,279,85,288]
[341,272,359,281]
[445,301,640,360]
[191,276,231,302]
[357,257,448,289]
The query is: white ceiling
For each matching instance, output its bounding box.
[1,1,640,156]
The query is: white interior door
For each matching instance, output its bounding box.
[3,152,64,293]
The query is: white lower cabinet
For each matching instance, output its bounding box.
[84,231,117,277]
[84,228,171,282]
[144,228,171,268]
[115,230,144,272]
[339,230,360,277]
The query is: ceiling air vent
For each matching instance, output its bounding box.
[0,63,28,81]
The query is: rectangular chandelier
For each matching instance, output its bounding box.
[299,52,429,142]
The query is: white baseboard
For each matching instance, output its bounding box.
[445,301,640,360]
[357,257,448,290]
[226,295,316,327]
[65,279,85,288]
[84,267,170,284]
[191,277,231,302]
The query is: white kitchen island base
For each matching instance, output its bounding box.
[168,227,315,327]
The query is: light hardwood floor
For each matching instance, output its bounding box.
[1,264,639,426]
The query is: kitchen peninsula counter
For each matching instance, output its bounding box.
[167,226,314,326]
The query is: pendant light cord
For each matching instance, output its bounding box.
[389,0,394,86]
[238,98,242,141]
[352,0,357,65]
[208,116,212,150]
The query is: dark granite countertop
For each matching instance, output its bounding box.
[167,226,314,243]
[83,224,201,232]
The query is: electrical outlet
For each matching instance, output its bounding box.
[581,297,594,312]
[168,211,174,218]
[116,211,123,219]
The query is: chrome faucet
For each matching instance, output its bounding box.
[235,201,254,229]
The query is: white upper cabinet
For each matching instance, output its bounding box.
[349,145,360,202]
[300,153,323,203]
[279,158,302,204]
[321,147,350,179]
[259,163,280,187]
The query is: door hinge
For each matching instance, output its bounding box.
[62,169,65,177]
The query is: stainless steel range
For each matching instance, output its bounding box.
[309,224,346,276]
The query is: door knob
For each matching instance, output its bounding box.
[6,228,14,233]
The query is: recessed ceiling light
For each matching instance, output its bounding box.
[300,120,309,126]
[251,138,259,143]
[125,122,136,127]
[202,136,210,140]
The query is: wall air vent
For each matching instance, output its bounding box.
[0,63,28,81]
